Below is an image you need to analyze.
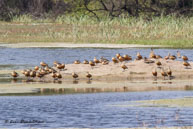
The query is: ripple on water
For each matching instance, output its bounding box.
[0,91,193,127]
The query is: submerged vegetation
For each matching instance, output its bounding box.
[0,15,192,47]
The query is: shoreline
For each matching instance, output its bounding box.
[0,42,164,48]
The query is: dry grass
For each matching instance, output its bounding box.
[0,15,192,47]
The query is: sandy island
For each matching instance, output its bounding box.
[1,57,193,95]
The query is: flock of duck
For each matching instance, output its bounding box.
[10,49,191,81]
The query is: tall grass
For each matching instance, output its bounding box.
[0,15,192,47]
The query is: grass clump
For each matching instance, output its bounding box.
[0,15,192,48]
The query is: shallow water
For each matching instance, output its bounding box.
[0,91,193,128]
[0,47,193,70]
[1,47,193,128]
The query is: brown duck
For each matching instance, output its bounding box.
[93,57,100,64]
[136,52,142,60]
[182,55,188,61]
[72,72,78,80]
[30,71,36,78]
[83,60,89,64]
[156,60,162,67]
[123,54,132,61]
[161,68,168,80]
[177,51,181,58]
[121,64,128,71]
[152,68,157,78]
[11,71,19,78]
[89,61,95,68]
[169,55,176,60]
[34,66,39,71]
[40,62,48,67]
[167,67,172,77]
[149,48,156,59]
[56,73,62,79]
[112,57,119,64]
[74,60,81,64]
[183,61,190,69]
[116,53,121,59]
[118,56,125,62]
[86,72,92,80]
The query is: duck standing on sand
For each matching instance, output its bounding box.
[89,61,95,69]
[83,59,89,64]
[161,68,168,80]
[74,60,81,64]
[11,71,19,78]
[112,57,119,64]
[136,52,142,60]
[93,57,100,64]
[152,68,157,79]
[183,61,191,69]
[72,72,78,80]
[156,60,162,68]
[167,67,172,79]
[121,64,128,72]
[86,72,92,80]
[116,53,121,59]
[40,62,48,67]
[177,51,181,58]
[149,48,156,59]
[182,55,188,61]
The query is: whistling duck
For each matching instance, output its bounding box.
[144,57,154,64]
[89,61,95,68]
[136,52,142,60]
[52,73,57,80]
[56,73,62,79]
[123,54,132,61]
[100,57,109,63]
[177,51,181,58]
[57,64,65,71]
[102,61,109,65]
[161,68,168,80]
[83,59,89,64]
[149,48,156,59]
[169,55,176,60]
[121,64,128,71]
[94,57,100,64]
[86,72,92,80]
[34,66,39,71]
[167,67,172,77]
[152,68,157,79]
[40,62,47,67]
[72,72,78,80]
[118,56,125,62]
[36,72,43,79]
[11,71,19,78]
[112,57,119,64]
[182,55,188,61]
[24,71,30,78]
[30,71,36,78]
[53,61,60,67]
[74,60,81,64]
[183,61,191,69]
[156,55,162,59]
[21,70,26,75]
[156,60,162,67]
[164,53,170,60]
[116,53,121,59]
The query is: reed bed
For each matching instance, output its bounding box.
[0,15,192,47]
